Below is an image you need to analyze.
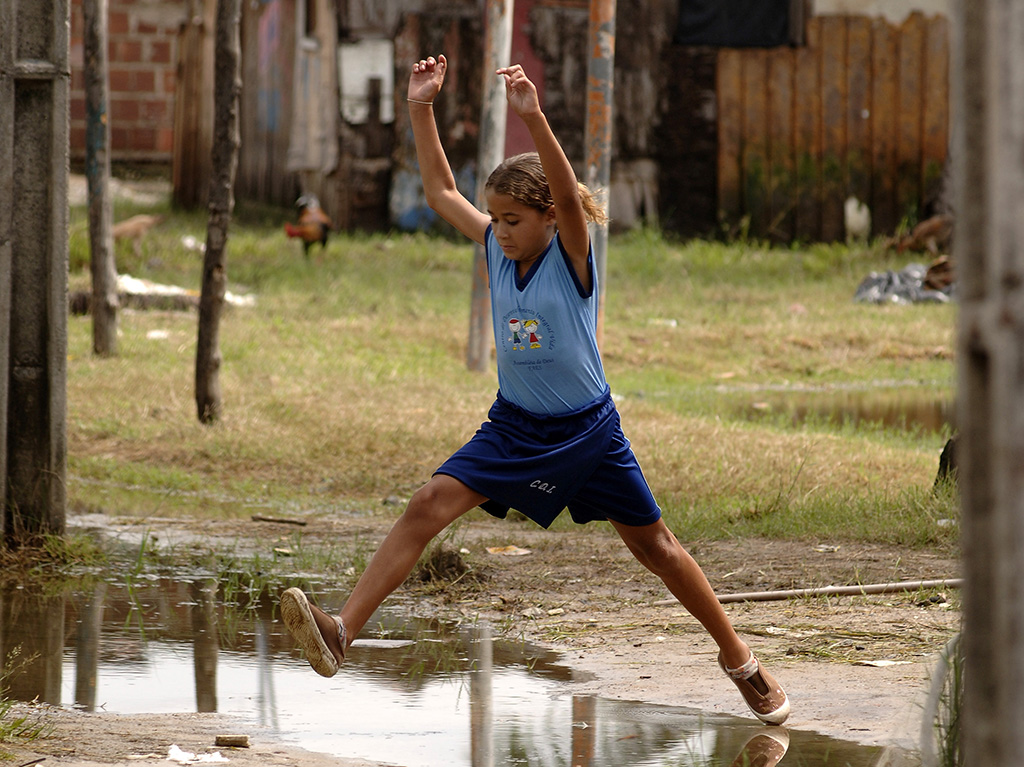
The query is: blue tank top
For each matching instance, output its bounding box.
[486,226,607,415]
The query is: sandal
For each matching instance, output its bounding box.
[280,587,346,678]
[719,651,790,725]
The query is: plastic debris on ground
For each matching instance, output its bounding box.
[166,745,229,764]
[853,262,954,305]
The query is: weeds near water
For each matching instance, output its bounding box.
[0,532,108,585]
[120,528,156,633]
[0,648,51,745]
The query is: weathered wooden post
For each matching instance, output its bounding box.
[0,0,70,544]
[83,0,119,356]
[955,1,1024,764]
[584,0,615,346]
[466,0,513,372]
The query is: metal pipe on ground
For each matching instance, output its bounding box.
[654,578,963,606]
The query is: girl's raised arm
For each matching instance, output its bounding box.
[408,56,490,245]
[497,64,592,290]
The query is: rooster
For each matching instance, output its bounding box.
[284,194,332,258]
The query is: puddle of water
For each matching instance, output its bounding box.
[738,389,953,434]
[0,578,915,766]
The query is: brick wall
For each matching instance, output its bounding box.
[70,0,190,162]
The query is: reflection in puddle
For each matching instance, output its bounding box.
[0,579,910,766]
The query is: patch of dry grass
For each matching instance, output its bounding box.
[66,205,957,546]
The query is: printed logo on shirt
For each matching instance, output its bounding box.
[530,479,556,494]
[501,311,554,355]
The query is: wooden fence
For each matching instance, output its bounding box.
[716,12,950,242]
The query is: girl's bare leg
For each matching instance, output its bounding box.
[609,518,750,668]
[339,474,487,640]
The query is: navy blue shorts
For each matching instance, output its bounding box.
[435,388,662,529]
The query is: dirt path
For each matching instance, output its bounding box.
[3,514,960,766]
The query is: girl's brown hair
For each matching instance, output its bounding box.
[485,152,608,225]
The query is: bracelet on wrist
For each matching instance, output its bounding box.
[407,98,434,105]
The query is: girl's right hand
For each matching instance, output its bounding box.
[408,55,447,104]
[497,64,541,118]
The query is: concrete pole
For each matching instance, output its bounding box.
[584,0,615,347]
[0,0,70,544]
[466,0,513,372]
[955,1,1024,764]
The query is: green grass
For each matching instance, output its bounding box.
[64,197,958,549]
[0,648,52,747]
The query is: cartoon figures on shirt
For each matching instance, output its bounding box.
[523,319,542,349]
[506,315,547,352]
[508,319,526,351]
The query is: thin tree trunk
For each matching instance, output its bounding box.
[195,0,241,424]
[83,0,118,356]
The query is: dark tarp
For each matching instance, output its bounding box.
[675,0,797,48]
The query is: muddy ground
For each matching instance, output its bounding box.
[3,511,960,767]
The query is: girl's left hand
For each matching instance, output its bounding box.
[497,64,540,117]
[409,55,447,103]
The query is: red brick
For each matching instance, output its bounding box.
[137,21,158,35]
[163,70,177,95]
[70,126,87,151]
[135,69,156,92]
[157,128,175,154]
[109,67,133,91]
[111,98,140,122]
[69,97,86,121]
[149,40,172,64]
[112,125,158,152]
[112,39,144,63]
[108,10,130,35]
[132,127,157,149]
[140,98,169,123]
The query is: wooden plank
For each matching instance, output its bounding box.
[741,49,770,238]
[897,11,925,221]
[921,15,950,210]
[793,15,822,241]
[870,17,899,237]
[767,46,795,242]
[819,15,847,242]
[171,17,210,209]
[716,48,743,231]
[845,16,872,231]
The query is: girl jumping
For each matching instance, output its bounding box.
[281,54,789,726]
